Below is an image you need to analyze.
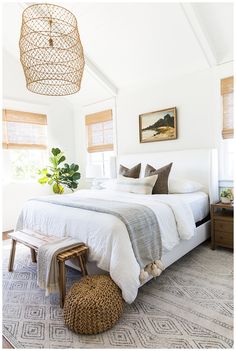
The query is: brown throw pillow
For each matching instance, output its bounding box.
[119,163,141,178]
[144,163,173,194]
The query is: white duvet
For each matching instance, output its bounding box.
[16,189,196,303]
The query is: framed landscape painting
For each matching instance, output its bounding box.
[139,107,177,143]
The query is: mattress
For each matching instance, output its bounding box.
[162,192,209,223]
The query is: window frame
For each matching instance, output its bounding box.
[218,76,234,181]
[85,109,113,153]
[221,76,234,139]
[2,108,48,183]
[2,109,48,150]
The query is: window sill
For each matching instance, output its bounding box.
[219,180,234,187]
[86,177,111,180]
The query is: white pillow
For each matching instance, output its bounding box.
[106,175,158,195]
[168,178,203,194]
[100,179,117,189]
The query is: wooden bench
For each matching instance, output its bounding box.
[8,229,89,308]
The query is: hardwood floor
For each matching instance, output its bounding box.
[2,232,14,348]
[2,336,14,349]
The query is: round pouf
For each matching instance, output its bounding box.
[64,275,124,334]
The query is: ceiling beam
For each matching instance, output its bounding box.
[84,56,118,96]
[20,2,118,96]
[180,3,217,67]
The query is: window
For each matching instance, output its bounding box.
[3,109,47,149]
[85,109,113,153]
[221,77,234,139]
[2,149,47,182]
[219,77,234,181]
[85,109,115,178]
[2,109,48,182]
[86,151,116,179]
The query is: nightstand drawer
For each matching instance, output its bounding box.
[214,220,233,233]
[215,231,233,246]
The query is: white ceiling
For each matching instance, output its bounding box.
[70,2,209,87]
[2,2,234,106]
[192,2,234,65]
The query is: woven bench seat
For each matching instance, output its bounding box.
[8,229,89,307]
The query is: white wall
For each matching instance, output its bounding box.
[116,62,233,156]
[2,47,77,231]
[73,105,87,189]
[2,44,233,231]
[2,99,76,231]
[72,62,233,186]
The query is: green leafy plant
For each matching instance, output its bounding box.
[220,188,233,200]
[38,148,80,194]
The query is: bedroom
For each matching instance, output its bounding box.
[1,1,234,349]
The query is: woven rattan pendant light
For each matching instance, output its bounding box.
[19,3,85,96]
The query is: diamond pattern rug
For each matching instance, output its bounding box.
[2,240,233,348]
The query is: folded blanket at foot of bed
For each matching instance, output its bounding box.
[37,237,83,296]
[32,196,164,282]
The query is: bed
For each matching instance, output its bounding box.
[16,148,218,303]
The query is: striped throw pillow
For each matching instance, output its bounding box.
[113,175,158,195]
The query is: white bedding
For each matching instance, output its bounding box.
[151,191,209,223]
[16,189,207,303]
[179,192,209,222]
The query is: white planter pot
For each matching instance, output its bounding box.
[220,196,231,204]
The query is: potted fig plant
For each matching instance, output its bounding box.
[38,148,80,194]
[220,188,233,204]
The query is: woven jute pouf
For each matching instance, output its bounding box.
[64,275,124,334]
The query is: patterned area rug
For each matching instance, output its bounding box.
[2,240,233,349]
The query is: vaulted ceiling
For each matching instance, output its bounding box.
[2,2,234,106]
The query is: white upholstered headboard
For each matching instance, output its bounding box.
[118,148,219,203]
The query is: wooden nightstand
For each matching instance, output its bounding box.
[211,202,234,250]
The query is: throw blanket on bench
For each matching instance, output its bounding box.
[37,237,83,296]
[32,196,164,281]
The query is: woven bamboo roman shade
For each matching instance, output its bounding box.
[221,76,234,139]
[85,110,113,153]
[2,109,47,149]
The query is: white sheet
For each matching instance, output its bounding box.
[150,191,209,223]
[16,189,198,303]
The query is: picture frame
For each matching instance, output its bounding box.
[139,107,177,143]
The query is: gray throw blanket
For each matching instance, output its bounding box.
[32,195,164,282]
[37,237,83,296]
